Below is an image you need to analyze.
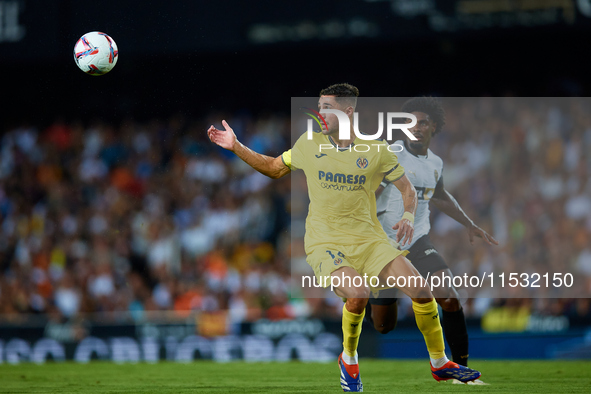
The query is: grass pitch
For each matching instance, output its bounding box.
[0,360,589,393]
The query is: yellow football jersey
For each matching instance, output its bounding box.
[282,131,405,253]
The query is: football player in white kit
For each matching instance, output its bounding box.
[369,97,498,385]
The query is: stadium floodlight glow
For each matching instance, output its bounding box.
[305,109,418,141]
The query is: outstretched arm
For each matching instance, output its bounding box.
[391,174,417,247]
[431,177,498,245]
[207,120,291,179]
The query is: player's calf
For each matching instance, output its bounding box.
[432,279,470,366]
[374,318,396,335]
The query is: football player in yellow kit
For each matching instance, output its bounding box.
[207,84,481,391]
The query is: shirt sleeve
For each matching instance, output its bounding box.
[380,146,405,183]
[436,168,444,189]
[282,133,307,171]
[281,149,293,170]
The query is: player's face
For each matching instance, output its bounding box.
[407,111,436,152]
[318,95,349,136]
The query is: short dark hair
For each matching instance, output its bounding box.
[401,96,445,135]
[319,83,359,109]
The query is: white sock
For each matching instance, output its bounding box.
[342,350,358,365]
[430,355,450,369]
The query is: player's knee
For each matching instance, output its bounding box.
[410,285,433,302]
[412,297,433,304]
[437,296,461,312]
[435,285,460,311]
[374,320,396,334]
[345,289,369,313]
[346,286,370,300]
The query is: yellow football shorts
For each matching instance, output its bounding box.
[307,239,408,289]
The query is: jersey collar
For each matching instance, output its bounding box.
[328,135,355,151]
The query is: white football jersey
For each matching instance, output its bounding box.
[376,140,443,250]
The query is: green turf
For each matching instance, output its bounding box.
[0,360,589,393]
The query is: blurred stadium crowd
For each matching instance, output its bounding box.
[0,98,590,325]
[423,98,591,321]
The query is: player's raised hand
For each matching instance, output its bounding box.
[393,218,414,247]
[207,120,237,151]
[468,224,499,246]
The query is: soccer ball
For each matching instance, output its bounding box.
[73,32,118,76]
